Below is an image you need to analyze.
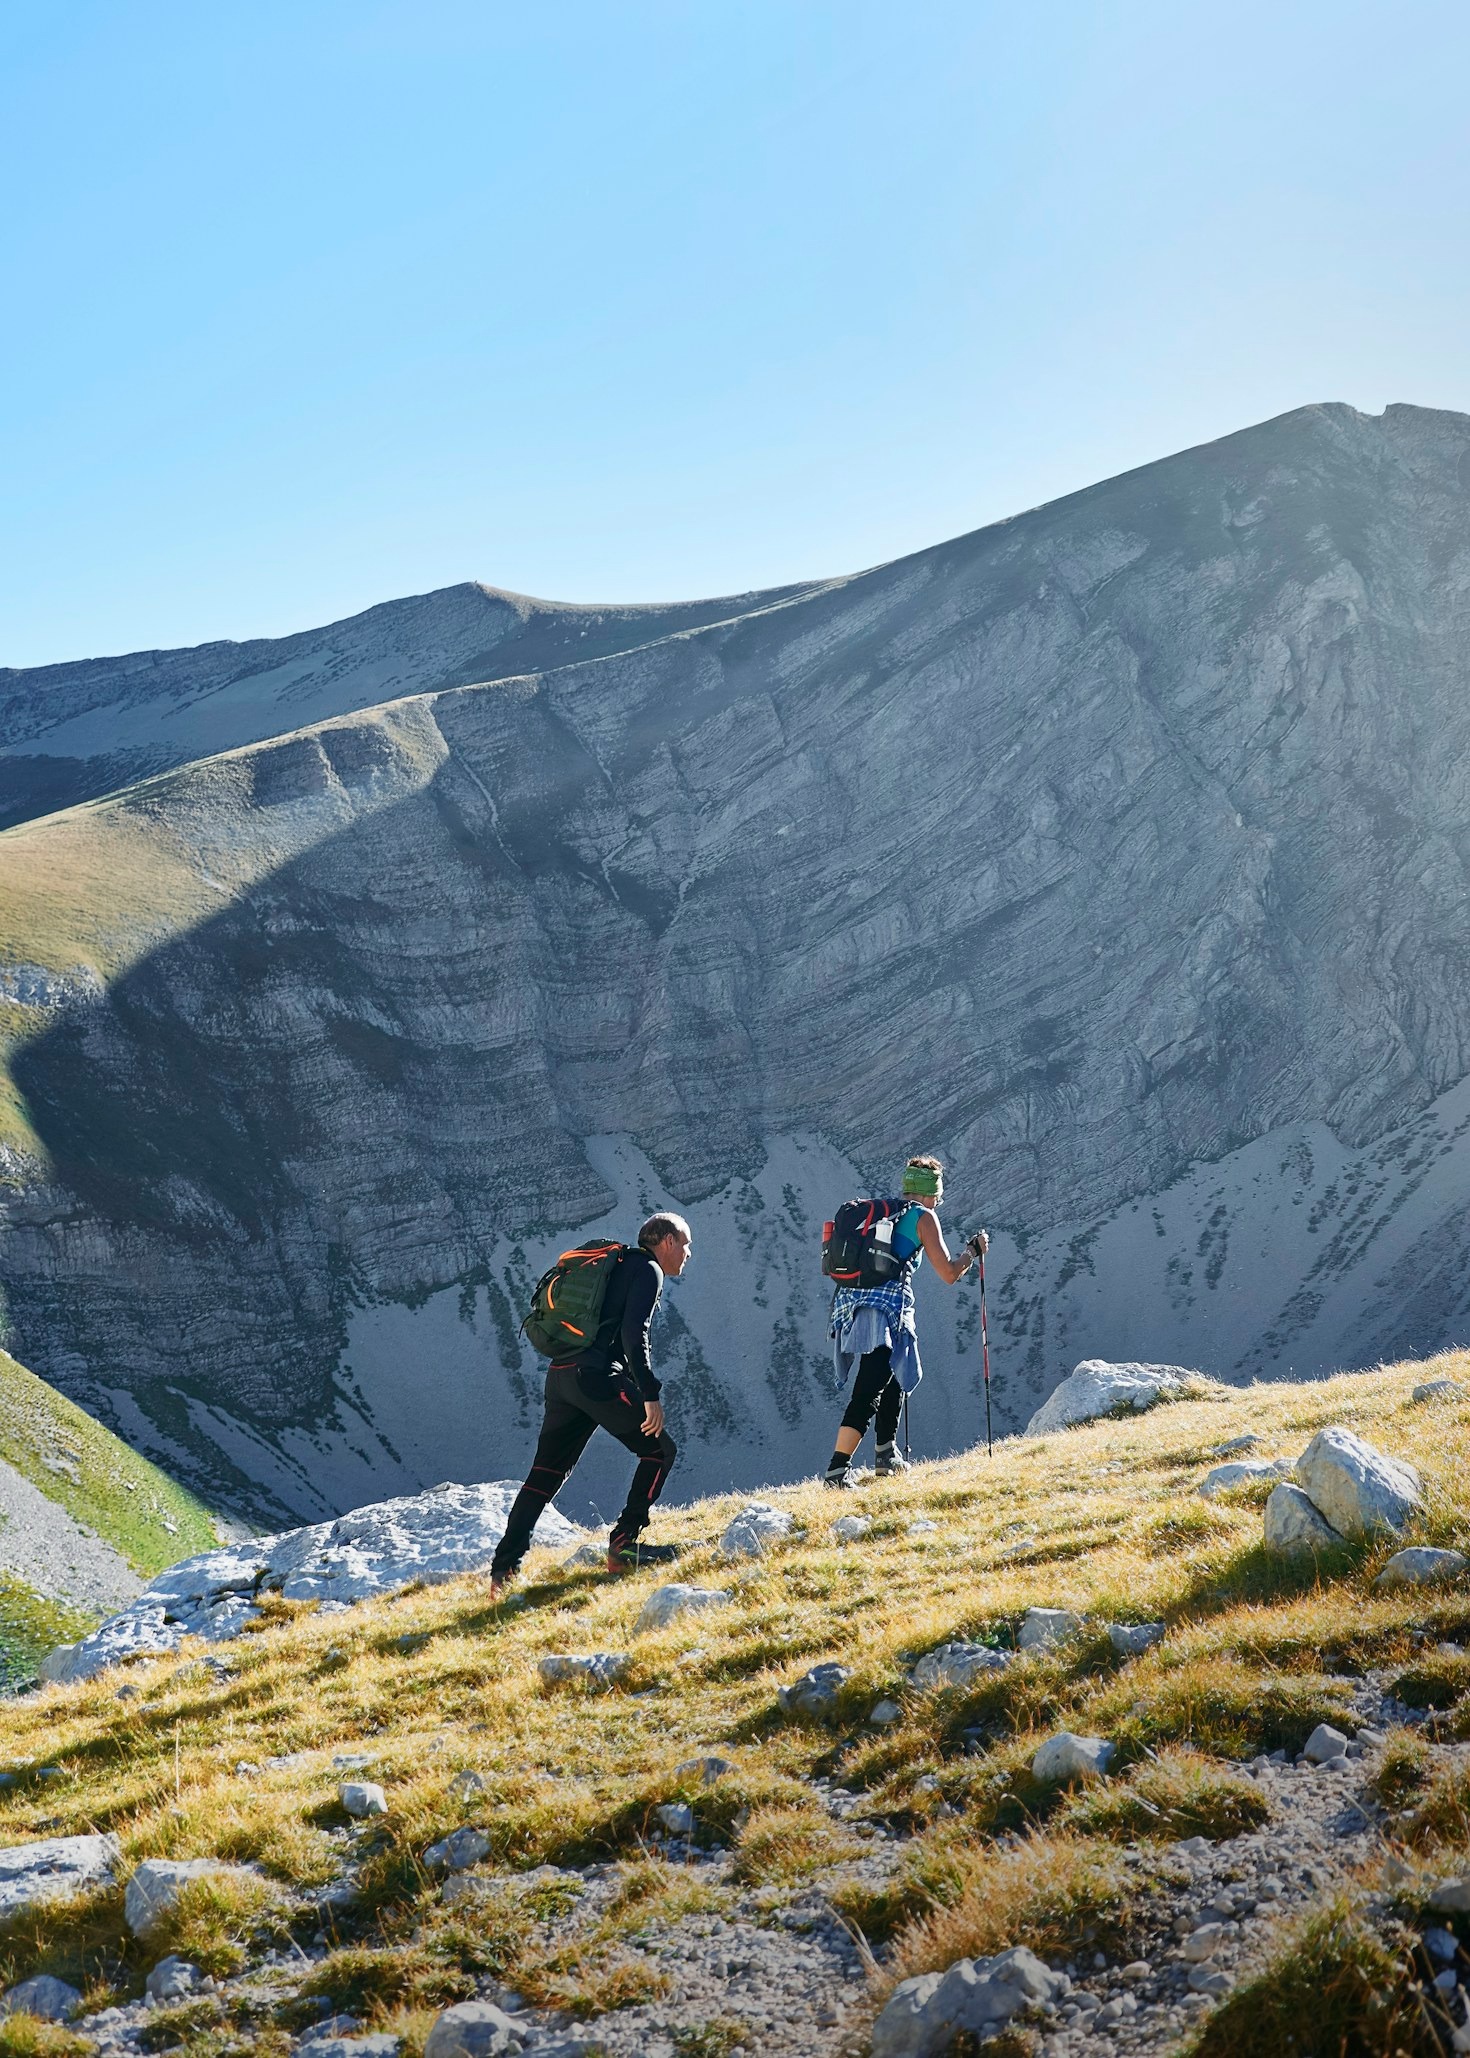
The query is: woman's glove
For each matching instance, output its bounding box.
[966,1229,990,1260]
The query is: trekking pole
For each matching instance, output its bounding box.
[902,1390,911,1464]
[978,1236,993,1458]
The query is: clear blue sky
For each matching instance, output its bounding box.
[4,0,1467,667]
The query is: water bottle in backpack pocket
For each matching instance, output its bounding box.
[821,1197,918,1287]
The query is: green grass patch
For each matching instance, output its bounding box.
[1060,1746,1271,1843]
[0,1575,94,1692]
[882,1831,1145,1983]
[672,2024,752,2058]
[1391,1650,1470,1711]
[0,1349,219,1575]
[143,1872,293,1979]
[1186,1896,1435,2056]
[0,2021,95,2058]
[730,1803,867,1885]
[1093,1652,1354,1759]
[1371,1731,1433,1812]
[293,1944,471,2020]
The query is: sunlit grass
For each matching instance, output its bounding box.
[0,1358,1467,2027]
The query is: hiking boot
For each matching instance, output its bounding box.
[823,1469,854,1490]
[874,1444,910,1477]
[606,1537,682,1575]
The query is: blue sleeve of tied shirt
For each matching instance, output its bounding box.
[620,1253,664,1399]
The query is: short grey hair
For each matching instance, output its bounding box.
[638,1211,691,1253]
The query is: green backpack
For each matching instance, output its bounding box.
[522,1241,626,1359]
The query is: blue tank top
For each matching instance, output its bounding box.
[890,1203,926,1267]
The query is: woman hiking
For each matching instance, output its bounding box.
[824,1155,985,1488]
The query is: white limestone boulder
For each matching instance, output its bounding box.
[1032,1732,1115,1782]
[1302,1723,1350,1764]
[872,1947,1070,2057]
[1026,1360,1198,1434]
[1413,1380,1464,1403]
[0,1833,119,1918]
[1198,1459,1294,1498]
[42,1483,585,1683]
[0,1976,84,2022]
[423,2000,530,2057]
[777,1663,851,1717]
[1264,1484,1344,1554]
[422,1828,493,1876]
[1374,1547,1468,1590]
[1108,1622,1166,1656]
[1294,1428,1422,1539]
[340,1783,387,1819]
[719,1502,797,1560]
[145,1958,203,2001]
[912,1642,1010,1691]
[1017,1607,1083,1652]
[632,1585,732,1635]
[538,1653,630,1689]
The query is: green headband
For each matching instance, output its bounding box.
[902,1164,942,1198]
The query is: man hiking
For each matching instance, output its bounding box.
[825,1155,985,1488]
[489,1212,690,1596]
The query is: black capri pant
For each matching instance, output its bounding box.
[840,1344,903,1444]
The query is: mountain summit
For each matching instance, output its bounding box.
[2,402,1469,1521]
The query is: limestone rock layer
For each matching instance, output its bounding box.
[3,402,1470,1519]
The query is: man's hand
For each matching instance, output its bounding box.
[642,1399,665,1439]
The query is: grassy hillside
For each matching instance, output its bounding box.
[0,702,443,1166]
[0,1347,219,1577]
[0,1578,93,1699]
[2,1357,1470,2054]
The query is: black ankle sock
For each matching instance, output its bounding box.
[826,1449,852,1478]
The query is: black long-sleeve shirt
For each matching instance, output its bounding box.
[581,1247,664,1399]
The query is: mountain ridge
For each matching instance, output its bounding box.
[3,400,1470,1520]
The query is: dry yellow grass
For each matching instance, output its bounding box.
[0,1355,1468,2027]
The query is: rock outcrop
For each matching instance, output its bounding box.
[872,1947,1070,2057]
[0,1976,84,2022]
[1198,1459,1294,1498]
[1293,1428,1423,1539]
[1374,1547,1467,1589]
[1264,1483,1345,1554]
[1026,1362,1198,1434]
[0,1835,119,1917]
[1032,1732,1115,1782]
[632,1584,732,1635]
[911,1642,1010,1690]
[41,1483,583,1683]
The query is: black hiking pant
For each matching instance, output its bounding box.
[840,1345,903,1445]
[491,1359,677,1579]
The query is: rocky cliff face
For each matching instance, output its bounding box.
[3,400,1470,1524]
